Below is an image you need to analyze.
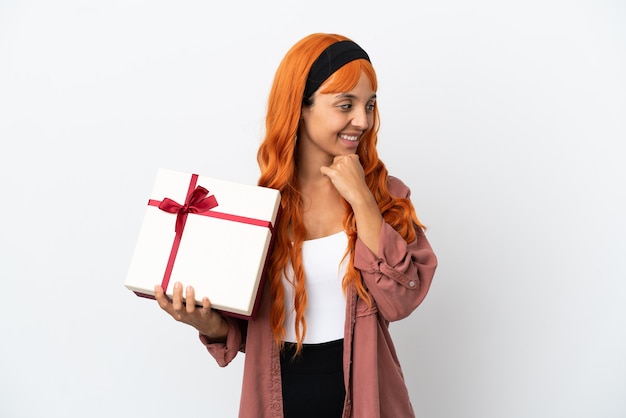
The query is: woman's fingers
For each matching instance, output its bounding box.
[153,283,225,338]
[154,284,169,310]
[185,286,196,314]
[172,282,184,312]
[201,296,211,312]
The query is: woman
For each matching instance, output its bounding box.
[154,32,437,418]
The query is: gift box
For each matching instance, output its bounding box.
[125,168,281,319]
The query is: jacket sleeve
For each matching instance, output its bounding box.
[198,316,248,367]
[353,177,437,322]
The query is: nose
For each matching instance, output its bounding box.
[350,106,369,130]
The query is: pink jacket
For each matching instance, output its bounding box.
[200,176,438,418]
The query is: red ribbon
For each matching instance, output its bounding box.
[147,173,274,294]
[156,186,218,234]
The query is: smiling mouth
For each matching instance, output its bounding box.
[339,134,359,142]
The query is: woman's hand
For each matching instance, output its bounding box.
[154,282,228,341]
[320,154,371,206]
[321,154,383,253]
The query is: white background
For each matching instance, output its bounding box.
[1,0,625,417]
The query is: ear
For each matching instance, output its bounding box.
[299,105,306,120]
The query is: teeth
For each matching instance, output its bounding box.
[340,134,359,141]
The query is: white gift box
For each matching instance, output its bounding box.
[125,168,281,318]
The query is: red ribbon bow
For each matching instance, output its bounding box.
[157,186,218,234]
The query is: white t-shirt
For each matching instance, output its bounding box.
[282,230,348,344]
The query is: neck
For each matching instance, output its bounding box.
[296,146,334,186]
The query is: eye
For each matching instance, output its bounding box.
[339,102,353,110]
[366,102,376,111]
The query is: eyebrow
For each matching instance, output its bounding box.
[335,93,377,100]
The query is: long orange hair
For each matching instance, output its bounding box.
[257,33,423,352]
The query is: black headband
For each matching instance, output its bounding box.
[303,40,370,101]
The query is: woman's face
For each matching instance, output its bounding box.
[298,71,376,163]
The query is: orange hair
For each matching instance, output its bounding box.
[256,33,423,353]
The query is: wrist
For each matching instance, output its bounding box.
[200,314,229,342]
